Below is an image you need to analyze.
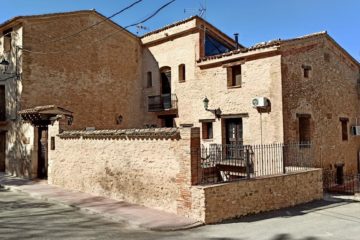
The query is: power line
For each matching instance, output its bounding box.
[42,0,144,45]
[98,0,176,42]
[20,0,176,55]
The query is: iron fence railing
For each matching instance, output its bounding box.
[323,171,360,195]
[148,94,178,112]
[198,142,314,185]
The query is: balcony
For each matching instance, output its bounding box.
[148,94,178,113]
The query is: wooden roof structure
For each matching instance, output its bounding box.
[19,105,73,126]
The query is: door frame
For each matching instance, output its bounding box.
[37,126,48,179]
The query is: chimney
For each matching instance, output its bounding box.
[234,33,239,49]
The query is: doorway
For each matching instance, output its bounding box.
[225,118,243,145]
[223,118,243,160]
[162,116,175,128]
[0,132,5,172]
[37,127,48,179]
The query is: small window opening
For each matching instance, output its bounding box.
[147,71,152,88]
[340,118,349,141]
[324,53,331,62]
[202,122,213,139]
[178,64,186,82]
[3,29,12,52]
[298,114,311,145]
[302,65,312,78]
[227,65,242,87]
[50,137,55,150]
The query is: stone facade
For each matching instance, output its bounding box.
[48,121,322,223]
[281,35,360,174]
[48,122,198,214]
[0,10,156,177]
[142,18,360,175]
[190,169,323,223]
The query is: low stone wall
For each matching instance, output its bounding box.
[48,122,323,223]
[190,169,323,223]
[48,122,200,214]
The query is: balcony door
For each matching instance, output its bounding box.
[161,67,171,94]
[160,67,171,109]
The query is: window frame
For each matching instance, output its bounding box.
[202,121,214,140]
[227,65,242,88]
[297,114,311,146]
[340,117,349,141]
[178,64,186,82]
[146,71,152,88]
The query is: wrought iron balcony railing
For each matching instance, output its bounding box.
[148,93,178,112]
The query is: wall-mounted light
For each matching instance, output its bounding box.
[0,58,9,73]
[203,97,221,118]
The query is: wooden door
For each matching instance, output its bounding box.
[225,118,243,160]
[0,132,5,172]
[38,127,48,179]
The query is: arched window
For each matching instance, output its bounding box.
[160,66,171,94]
[178,64,185,82]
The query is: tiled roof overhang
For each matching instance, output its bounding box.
[19,105,73,125]
[58,128,180,140]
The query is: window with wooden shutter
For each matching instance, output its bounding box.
[227,65,242,87]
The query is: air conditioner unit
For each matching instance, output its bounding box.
[252,97,269,108]
[351,126,360,136]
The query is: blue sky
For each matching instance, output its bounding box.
[1,0,359,61]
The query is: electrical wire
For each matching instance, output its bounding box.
[96,0,176,42]
[41,0,144,44]
[19,0,176,55]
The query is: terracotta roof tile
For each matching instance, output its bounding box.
[58,128,180,139]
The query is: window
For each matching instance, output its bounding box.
[302,65,312,78]
[324,53,331,62]
[340,118,349,141]
[227,65,242,87]
[146,71,152,88]
[202,122,213,139]
[3,29,12,52]
[50,137,55,150]
[298,114,311,144]
[205,33,233,56]
[178,64,185,82]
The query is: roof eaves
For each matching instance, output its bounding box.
[0,10,139,40]
[141,15,198,38]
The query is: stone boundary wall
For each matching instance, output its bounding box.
[48,122,200,215]
[190,169,323,223]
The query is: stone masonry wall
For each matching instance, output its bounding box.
[190,169,323,223]
[21,12,147,130]
[281,36,360,173]
[143,30,284,145]
[48,122,199,214]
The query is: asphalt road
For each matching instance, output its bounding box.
[1,187,360,240]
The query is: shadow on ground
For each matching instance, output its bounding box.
[217,197,358,225]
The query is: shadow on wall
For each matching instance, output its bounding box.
[6,121,33,178]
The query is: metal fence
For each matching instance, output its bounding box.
[323,170,360,195]
[199,142,314,185]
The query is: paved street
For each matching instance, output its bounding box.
[1,187,360,240]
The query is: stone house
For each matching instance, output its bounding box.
[0,10,359,182]
[0,10,156,178]
[141,16,360,176]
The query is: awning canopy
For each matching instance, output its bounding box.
[19,105,73,126]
